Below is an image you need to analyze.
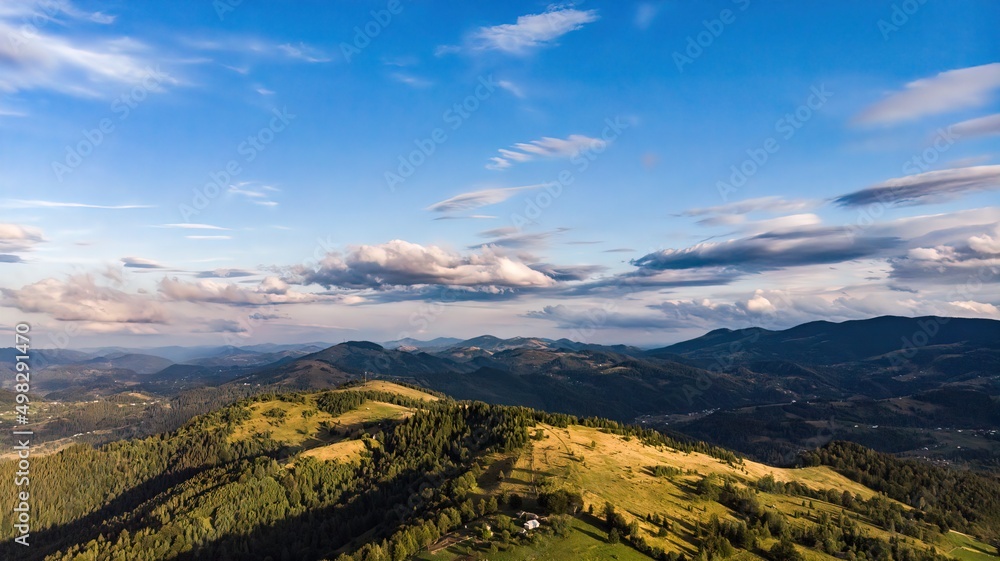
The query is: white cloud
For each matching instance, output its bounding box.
[276,42,330,63]
[740,213,823,234]
[441,6,599,56]
[486,157,513,170]
[295,239,558,290]
[433,215,498,221]
[952,113,1000,138]
[969,226,1000,254]
[5,200,154,209]
[0,2,174,98]
[0,1,116,24]
[498,79,525,98]
[121,256,165,269]
[854,63,1000,125]
[156,223,230,230]
[948,300,1000,316]
[680,196,818,217]
[186,235,232,240]
[487,134,601,170]
[889,223,1000,284]
[0,106,26,117]
[1,275,166,323]
[390,72,432,88]
[159,276,322,305]
[0,223,44,253]
[228,183,279,206]
[634,3,661,30]
[834,165,1000,207]
[745,290,776,313]
[427,184,553,213]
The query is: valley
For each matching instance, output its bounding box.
[5,316,997,470]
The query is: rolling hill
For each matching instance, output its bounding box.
[4,315,999,471]
[0,381,997,561]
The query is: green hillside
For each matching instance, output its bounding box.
[0,381,996,561]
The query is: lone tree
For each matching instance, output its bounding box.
[608,527,621,544]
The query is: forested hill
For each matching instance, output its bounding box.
[0,381,998,561]
[803,441,1000,539]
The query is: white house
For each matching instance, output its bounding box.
[523,519,540,531]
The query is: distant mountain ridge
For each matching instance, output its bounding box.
[5,315,999,467]
[228,315,1000,467]
[650,315,1000,364]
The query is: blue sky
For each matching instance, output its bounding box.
[2,0,1000,348]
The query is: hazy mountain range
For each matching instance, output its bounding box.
[4,315,998,467]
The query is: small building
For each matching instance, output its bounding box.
[523,519,540,531]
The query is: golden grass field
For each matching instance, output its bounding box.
[216,383,997,561]
[488,424,989,560]
[300,439,370,463]
[337,380,441,402]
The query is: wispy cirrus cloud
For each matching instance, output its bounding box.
[473,228,570,250]
[432,215,497,221]
[834,165,1000,208]
[486,134,600,170]
[497,79,525,98]
[184,37,331,64]
[276,42,331,63]
[854,63,1000,125]
[390,72,432,88]
[952,113,1000,138]
[0,1,174,98]
[427,184,552,213]
[4,199,154,209]
[439,5,599,56]
[634,3,662,30]
[155,223,231,230]
[679,196,818,218]
[228,183,279,207]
